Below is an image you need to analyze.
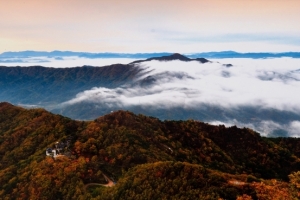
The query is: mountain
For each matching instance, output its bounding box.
[0,103,300,199]
[1,50,300,59]
[1,53,300,137]
[0,64,142,104]
[0,50,83,58]
[0,53,209,107]
[189,51,300,59]
[131,53,210,63]
[0,51,172,59]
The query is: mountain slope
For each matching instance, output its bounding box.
[0,64,142,105]
[0,103,300,199]
[0,102,81,167]
[98,161,254,200]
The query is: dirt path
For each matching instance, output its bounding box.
[228,180,247,186]
[85,174,115,188]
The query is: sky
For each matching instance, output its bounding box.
[1,0,300,53]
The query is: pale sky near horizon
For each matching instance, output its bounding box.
[0,0,300,53]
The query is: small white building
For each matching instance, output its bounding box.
[45,148,57,157]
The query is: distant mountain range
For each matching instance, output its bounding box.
[1,50,300,59]
[0,53,300,137]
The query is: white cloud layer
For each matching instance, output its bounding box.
[59,58,300,136]
[0,56,136,68]
[64,58,300,112]
[209,119,300,137]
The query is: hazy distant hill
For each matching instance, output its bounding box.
[0,51,172,59]
[0,103,299,199]
[1,50,300,59]
[131,53,210,63]
[189,51,300,59]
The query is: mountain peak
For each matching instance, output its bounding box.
[0,102,14,109]
[155,53,191,61]
[131,53,210,64]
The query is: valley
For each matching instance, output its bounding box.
[1,54,300,137]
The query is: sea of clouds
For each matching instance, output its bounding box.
[0,56,135,67]
[63,58,300,111]
[61,57,300,137]
[2,56,300,136]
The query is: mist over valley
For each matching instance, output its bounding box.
[1,52,300,137]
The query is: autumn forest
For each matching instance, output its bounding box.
[0,102,300,199]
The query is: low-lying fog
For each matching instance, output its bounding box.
[3,56,300,137]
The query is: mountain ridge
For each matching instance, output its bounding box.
[0,103,300,199]
[130,53,210,64]
[1,50,300,59]
[0,64,143,104]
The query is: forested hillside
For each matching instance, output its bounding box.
[0,102,299,199]
[0,64,141,104]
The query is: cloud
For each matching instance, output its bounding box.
[59,58,300,137]
[288,121,300,137]
[0,56,136,67]
[63,58,300,112]
[163,32,300,45]
[209,119,300,137]
[0,59,28,63]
